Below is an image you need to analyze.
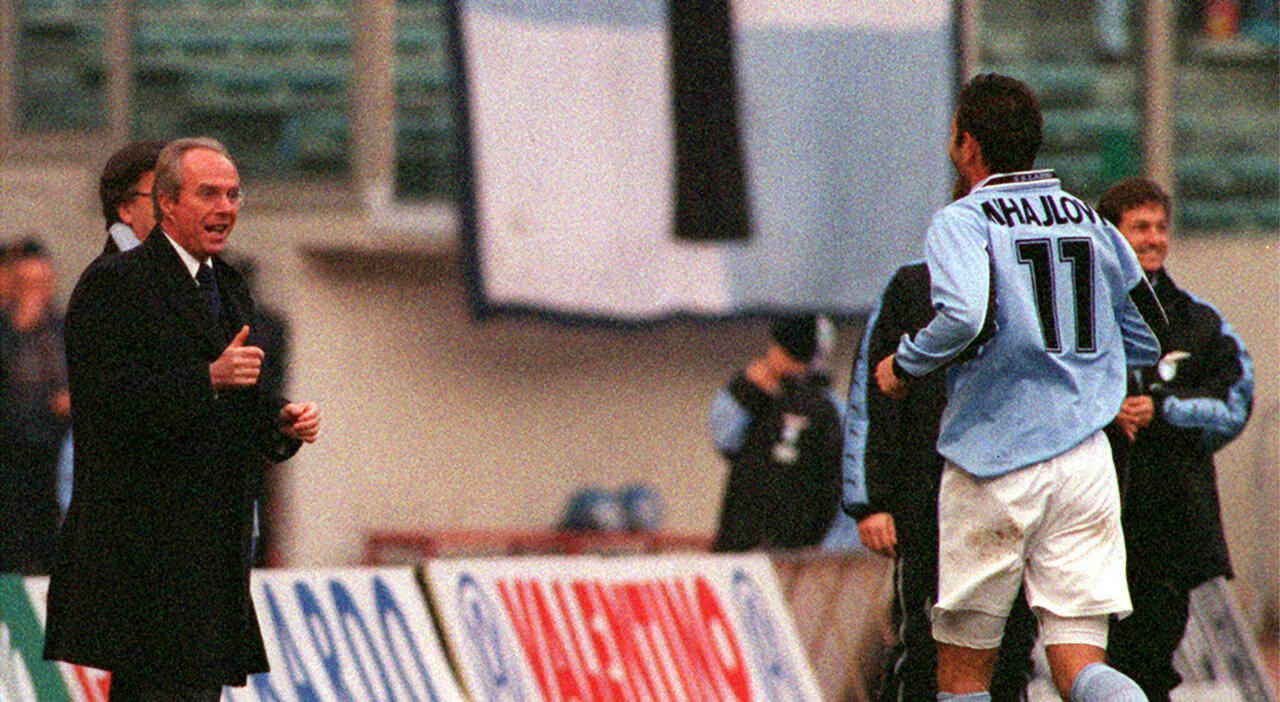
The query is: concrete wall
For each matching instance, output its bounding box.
[2,160,1275,634]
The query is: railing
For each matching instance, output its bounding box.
[361,528,713,563]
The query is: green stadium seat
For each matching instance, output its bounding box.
[982,61,1109,109]
[1177,198,1280,232]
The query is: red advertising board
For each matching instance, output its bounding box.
[425,553,823,702]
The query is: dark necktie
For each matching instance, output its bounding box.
[196,263,222,320]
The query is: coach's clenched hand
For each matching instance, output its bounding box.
[209,326,263,389]
[857,512,898,559]
[278,402,320,443]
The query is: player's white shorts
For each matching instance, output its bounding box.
[932,430,1130,626]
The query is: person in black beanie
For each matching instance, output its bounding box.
[708,314,843,552]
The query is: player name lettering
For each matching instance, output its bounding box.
[981,195,1099,228]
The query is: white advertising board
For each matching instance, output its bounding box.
[225,568,467,702]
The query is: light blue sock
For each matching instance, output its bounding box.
[936,693,990,702]
[1071,662,1147,702]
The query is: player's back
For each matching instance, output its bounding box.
[926,170,1158,477]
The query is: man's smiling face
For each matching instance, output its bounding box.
[1116,201,1169,273]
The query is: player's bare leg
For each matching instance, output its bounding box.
[1046,642,1147,701]
[937,641,999,694]
[1046,643,1105,698]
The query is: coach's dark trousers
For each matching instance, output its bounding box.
[108,671,221,702]
[1108,575,1191,702]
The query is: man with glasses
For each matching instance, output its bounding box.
[97,140,166,255]
[49,141,170,524]
[45,137,320,701]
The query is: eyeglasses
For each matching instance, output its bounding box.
[189,185,243,207]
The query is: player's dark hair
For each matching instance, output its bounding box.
[955,74,1042,174]
[1097,177,1171,226]
[99,140,165,229]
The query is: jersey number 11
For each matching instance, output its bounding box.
[1016,237,1096,354]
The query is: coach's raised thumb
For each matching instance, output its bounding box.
[229,325,251,348]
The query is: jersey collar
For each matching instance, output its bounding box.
[973,169,1059,191]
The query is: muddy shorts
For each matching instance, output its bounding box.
[932,430,1131,627]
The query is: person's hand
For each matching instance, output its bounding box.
[857,512,897,558]
[209,326,263,390]
[875,354,909,400]
[9,296,46,332]
[1114,395,1155,441]
[745,359,781,394]
[49,390,71,419]
[278,402,320,443]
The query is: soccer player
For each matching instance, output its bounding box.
[845,259,1036,702]
[874,74,1167,702]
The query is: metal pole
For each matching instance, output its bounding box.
[956,0,981,84]
[0,0,17,138]
[1142,0,1175,195]
[105,0,132,142]
[351,0,397,211]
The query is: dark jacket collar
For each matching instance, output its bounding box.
[139,229,231,355]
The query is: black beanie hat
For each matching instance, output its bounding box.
[770,314,820,363]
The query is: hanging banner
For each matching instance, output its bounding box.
[425,553,823,702]
[454,0,953,321]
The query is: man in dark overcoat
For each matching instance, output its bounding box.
[44,136,320,701]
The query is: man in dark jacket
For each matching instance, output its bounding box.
[46,141,169,529]
[44,137,320,701]
[1099,177,1253,702]
[844,260,1035,702]
[97,140,166,255]
[709,315,843,552]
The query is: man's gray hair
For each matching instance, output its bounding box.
[152,136,233,221]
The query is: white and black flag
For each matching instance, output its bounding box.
[670,0,751,243]
[451,0,954,322]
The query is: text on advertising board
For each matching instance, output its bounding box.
[483,573,754,702]
[247,575,444,702]
[728,570,805,702]
[457,573,530,702]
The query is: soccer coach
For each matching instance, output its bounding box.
[44,137,320,701]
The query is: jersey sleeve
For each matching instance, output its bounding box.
[709,381,749,455]
[1121,279,1164,369]
[1109,222,1167,366]
[895,206,991,377]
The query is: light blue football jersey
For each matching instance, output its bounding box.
[895,170,1161,478]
